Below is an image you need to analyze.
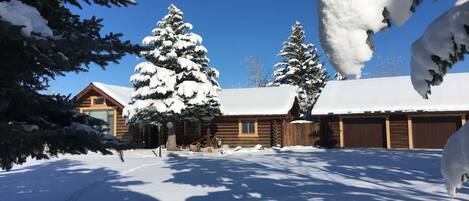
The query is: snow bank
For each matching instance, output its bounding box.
[275,146,325,153]
[0,0,53,37]
[411,0,469,98]
[317,0,414,78]
[441,123,469,197]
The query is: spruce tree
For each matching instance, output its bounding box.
[0,0,140,170]
[268,21,327,117]
[125,4,221,150]
[334,72,346,80]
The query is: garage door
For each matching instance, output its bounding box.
[343,118,386,148]
[412,116,461,149]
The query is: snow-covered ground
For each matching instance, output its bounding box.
[1,147,468,201]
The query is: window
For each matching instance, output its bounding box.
[239,119,258,136]
[184,121,201,136]
[91,97,105,106]
[83,109,115,135]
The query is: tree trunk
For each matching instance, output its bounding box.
[166,122,179,151]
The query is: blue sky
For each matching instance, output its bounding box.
[48,0,469,96]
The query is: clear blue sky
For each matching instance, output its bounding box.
[48,0,469,96]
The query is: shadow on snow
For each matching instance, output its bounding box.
[164,149,469,201]
[0,159,159,201]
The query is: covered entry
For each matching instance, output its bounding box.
[412,116,461,149]
[343,118,386,148]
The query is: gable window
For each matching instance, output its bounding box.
[83,109,115,135]
[91,96,106,106]
[239,119,258,137]
[184,121,201,136]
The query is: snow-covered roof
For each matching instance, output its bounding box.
[311,73,469,115]
[219,86,298,116]
[92,82,133,107]
[91,82,298,116]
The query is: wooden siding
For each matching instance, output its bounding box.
[212,117,274,147]
[271,120,283,147]
[318,112,469,149]
[173,116,288,147]
[77,89,133,142]
[320,116,340,148]
[389,114,409,148]
[283,122,320,146]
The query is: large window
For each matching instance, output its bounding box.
[239,119,258,137]
[184,121,201,136]
[83,109,115,135]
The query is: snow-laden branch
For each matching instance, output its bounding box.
[317,0,415,78]
[411,0,469,98]
[0,0,53,37]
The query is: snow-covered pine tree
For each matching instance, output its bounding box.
[125,4,221,150]
[268,21,327,117]
[0,0,139,170]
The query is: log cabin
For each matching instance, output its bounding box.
[74,83,304,148]
[311,72,469,149]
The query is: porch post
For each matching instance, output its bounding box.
[385,115,391,149]
[407,116,414,149]
[339,117,344,148]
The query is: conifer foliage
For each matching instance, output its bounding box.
[0,0,140,170]
[125,4,221,148]
[268,22,327,117]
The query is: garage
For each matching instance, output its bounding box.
[343,118,386,148]
[412,116,461,149]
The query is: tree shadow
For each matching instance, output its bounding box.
[164,149,469,201]
[0,159,159,201]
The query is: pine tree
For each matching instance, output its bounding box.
[125,4,221,150]
[0,0,140,170]
[334,72,346,80]
[268,21,327,117]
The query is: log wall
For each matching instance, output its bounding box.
[77,90,134,142]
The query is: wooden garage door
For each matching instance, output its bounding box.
[343,118,386,148]
[412,116,461,149]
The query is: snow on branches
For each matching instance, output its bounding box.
[0,0,53,38]
[268,21,327,116]
[317,0,415,78]
[125,4,221,125]
[411,0,469,98]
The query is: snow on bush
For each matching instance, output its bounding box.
[411,0,469,98]
[317,0,414,78]
[441,123,469,197]
[0,0,53,37]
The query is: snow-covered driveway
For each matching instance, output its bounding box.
[1,148,467,201]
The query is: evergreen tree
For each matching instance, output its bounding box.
[125,4,221,150]
[0,0,140,170]
[334,72,346,80]
[268,21,327,117]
